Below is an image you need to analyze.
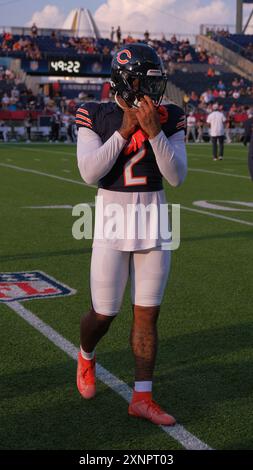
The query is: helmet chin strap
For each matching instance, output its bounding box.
[116,91,146,110]
[133,97,141,108]
[114,92,125,109]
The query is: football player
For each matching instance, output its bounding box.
[76,43,187,426]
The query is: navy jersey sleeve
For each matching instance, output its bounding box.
[161,104,186,138]
[75,102,100,132]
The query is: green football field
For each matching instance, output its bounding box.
[0,142,252,451]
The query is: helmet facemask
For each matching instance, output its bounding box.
[111,69,167,108]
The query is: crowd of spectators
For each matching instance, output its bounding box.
[0,68,84,114]
[205,28,253,62]
[206,27,230,39]
[1,25,252,65]
[182,71,253,140]
[243,41,253,61]
[0,31,41,60]
[1,27,253,142]
[0,26,218,65]
[183,76,253,110]
[186,102,253,144]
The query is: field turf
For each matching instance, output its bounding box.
[0,142,252,450]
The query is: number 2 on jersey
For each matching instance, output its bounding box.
[123,148,147,186]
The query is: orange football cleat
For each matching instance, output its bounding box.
[128,396,176,426]
[77,352,96,399]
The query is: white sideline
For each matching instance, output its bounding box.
[188,168,250,180]
[181,204,253,227]
[0,162,252,227]
[1,146,249,174]
[7,300,212,451]
[0,162,95,188]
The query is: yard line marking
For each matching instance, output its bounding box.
[0,145,74,156]
[0,163,96,188]
[0,142,76,146]
[1,163,252,227]
[181,205,253,226]
[188,153,247,162]
[6,300,212,451]
[188,168,250,180]
[191,144,245,147]
[23,203,96,209]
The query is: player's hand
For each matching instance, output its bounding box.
[118,97,139,140]
[136,95,161,139]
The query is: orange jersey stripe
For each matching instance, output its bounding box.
[76,114,92,124]
[76,119,92,129]
[78,108,89,116]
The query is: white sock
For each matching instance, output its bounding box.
[134,381,152,393]
[80,346,95,360]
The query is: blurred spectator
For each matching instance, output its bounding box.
[110,27,115,42]
[232,89,240,99]
[206,103,226,160]
[186,111,197,142]
[217,79,225,91]
[225,115,233,143]
[67,115,77,143]
[144,30,150,42]
[232,77,240,87]
[24,112,32,142]
[207,67,215,77]
[0,120,9,142]
[31,23,38,38]
[1,92,10,109]
[243,112,253,145]
[196,117,205,143]
[201,89,214,105]
[183,93,190,109]
[50,111,61,142]
[116,26,122,45]
[189,91,199,108]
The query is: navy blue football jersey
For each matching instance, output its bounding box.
[76,101,186,192]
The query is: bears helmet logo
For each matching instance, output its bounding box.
[116,49,132,65]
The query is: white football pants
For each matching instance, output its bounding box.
[90,246,171,316]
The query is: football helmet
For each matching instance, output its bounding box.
[111,43,167,108]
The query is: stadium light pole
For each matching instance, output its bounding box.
[236,0,243,33]
[236,0,253,33]
[243,9,253,32]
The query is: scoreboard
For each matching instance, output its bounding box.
[21,56,112,77]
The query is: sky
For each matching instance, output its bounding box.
[0,0,252,35]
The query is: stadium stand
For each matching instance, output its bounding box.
[169,69,253,111]
[0,29,253,143]
[211,32,253,62]
[0,31,211,63]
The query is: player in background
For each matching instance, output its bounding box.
[186,111,196,143]
[206,103,226,161]
[243,112,253,146]
[75,44,187,426]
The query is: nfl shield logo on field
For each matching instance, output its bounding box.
[0,271,75,303]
